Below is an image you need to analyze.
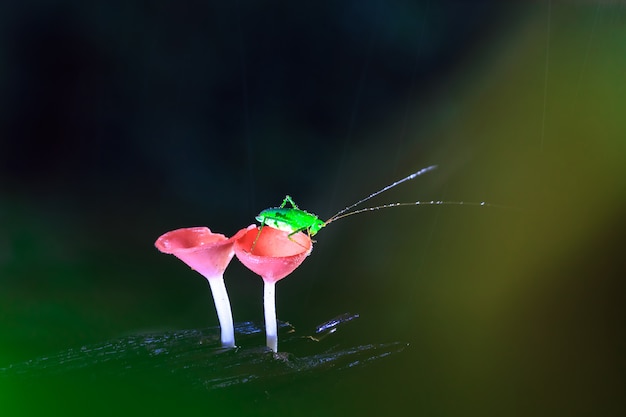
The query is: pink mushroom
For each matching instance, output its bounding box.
[155,226,254,347]
[234,226,312,352]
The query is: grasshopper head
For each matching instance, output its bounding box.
[308,219,326,236]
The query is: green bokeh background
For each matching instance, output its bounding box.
[1,1,624,416]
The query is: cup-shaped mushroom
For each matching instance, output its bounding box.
[234,226,312,352]
[155,227,235,278]
[233,226,313,283]
[155,226,254,348]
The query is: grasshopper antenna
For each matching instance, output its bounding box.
[327,200,496,223]
[325,165,438,224]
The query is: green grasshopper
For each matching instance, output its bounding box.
[251,165,490,252]
[250,164,497,252]
[256,195,326,237]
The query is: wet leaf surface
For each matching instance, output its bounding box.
[1,313,406,391]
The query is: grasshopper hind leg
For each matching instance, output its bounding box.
[280,195,299,209]
[250,223,265,253]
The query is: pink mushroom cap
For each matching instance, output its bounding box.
[155,226,254,279]
[234,226,313,283]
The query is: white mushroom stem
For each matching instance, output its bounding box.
[263,280,278,352]
[207,276,235,348]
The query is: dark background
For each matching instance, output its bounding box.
[1,1,625,416]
